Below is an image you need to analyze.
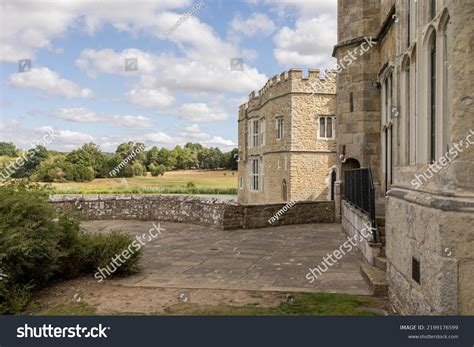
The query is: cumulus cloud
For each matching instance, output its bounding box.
[8,67,93,98]
[53,107,105,123]
[179,124,236,148]
[179,103,229,122]
[230,13,276,37]
[34,126,95,144]
[76,47,267,94]
[273,13,337,67]
[125,88,175,109]
[112,115,154,128]
[52,107,154,128]
[0,0,190,63]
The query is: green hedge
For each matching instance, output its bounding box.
[0,181,142,314]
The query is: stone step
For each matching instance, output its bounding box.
[360,263,388,297]
[368,242,383,257]
[374,255,388,271]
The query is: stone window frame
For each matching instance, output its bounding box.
[260,117,266,146]
[380,65,394,192]
[251,119,259,148]
[249,157,263,192]
[276,117,284,140]
[317,115,336,140]
[239,177,243,190]
[416,8,450,164]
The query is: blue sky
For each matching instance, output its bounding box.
[0,0,336,152]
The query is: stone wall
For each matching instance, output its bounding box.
[341,200,377,264]
[237,68,337,204]
[50,194,335,230]
[386,188,474,315]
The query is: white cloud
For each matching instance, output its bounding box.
[34,126,95,144]
[53,107,105,123]
[112,115,154,128]
[179,123,236,148]
[179,103,229,122]
[143,132,175,144]
[52,107,154,128]
[8,67,93,98]
[125,88,175,109]
[0,0,191,63]
[230,13,276,37]
[273,13,337,67]
[76,47,267,94]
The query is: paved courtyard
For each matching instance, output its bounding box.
[81,221,371,295]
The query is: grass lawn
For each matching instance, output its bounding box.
[48,170,238,195]
[35,293,386,316]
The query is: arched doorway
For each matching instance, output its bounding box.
[341,158,361,198]
[282,179,288,202]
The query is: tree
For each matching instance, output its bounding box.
[227,148,238,170]
[115,142,146,163]
[11,145,49,178]
[0,142,18,157]
[149,163,166,177]
[65,143,107,178]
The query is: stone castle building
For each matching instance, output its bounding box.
[237,0,473,315]
[333,0,473,315]
[237,69,337,204]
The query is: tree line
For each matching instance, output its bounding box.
[0,141,238,182]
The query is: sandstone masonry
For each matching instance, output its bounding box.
[50,194,334,230]
[238,69,337,204]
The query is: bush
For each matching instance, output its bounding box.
[149,163,166,177]
[81,231,142,277]
[186,181,196,188]
[0,281,33,314]
[0,181,142,314]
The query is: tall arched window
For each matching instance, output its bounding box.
[402,56,411,165]
[429,32,437,163]
[439,11,451,155]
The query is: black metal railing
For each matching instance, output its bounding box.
[343,167,377,242]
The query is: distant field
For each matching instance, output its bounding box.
[48,170,238,195]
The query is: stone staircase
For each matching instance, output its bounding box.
[360,204,389,297]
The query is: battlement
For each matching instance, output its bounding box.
[239,68,336,118]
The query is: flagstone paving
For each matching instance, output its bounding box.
[81,221,371,295]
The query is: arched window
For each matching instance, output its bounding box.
[439,10,451,154]
[402,56,411,165]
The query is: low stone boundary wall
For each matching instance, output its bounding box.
[50,195,335,230]
[341,199,376,264]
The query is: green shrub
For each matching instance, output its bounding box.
[0,182,63,287]
[149,163,166,177]
[81,231,142,277]
[0,181,142,314]
[186,181,196,188]
[0,281,33,314]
